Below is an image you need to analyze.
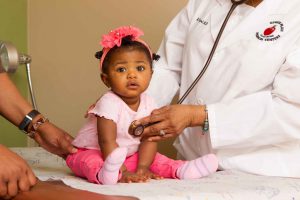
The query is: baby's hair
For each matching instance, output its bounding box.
[95,51,103,60]
[95,35,160,73]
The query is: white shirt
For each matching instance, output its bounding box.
[148,0,300,177]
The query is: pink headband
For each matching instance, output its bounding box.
[99,26,152,70]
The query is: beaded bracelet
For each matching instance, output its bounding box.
[27,117,49,138]
[202,105,209,133]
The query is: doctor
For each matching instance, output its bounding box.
[139,0,300,177]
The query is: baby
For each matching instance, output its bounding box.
[66,26,218,184]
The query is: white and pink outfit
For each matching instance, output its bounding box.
[67,91,217,184]
[71,91,154,156]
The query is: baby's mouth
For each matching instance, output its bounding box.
[127,81,139,89]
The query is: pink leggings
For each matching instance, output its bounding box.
[66,148,185,184]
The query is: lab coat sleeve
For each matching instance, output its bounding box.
[208,40,300,149]
[147,0,199,107]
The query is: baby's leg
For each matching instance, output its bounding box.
[176,154,218,179]
[149,153,186,178]
[98,147,128,185]
[149,153,218,179]
[66,149,104,184]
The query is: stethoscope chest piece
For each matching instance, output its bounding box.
[129,120,144,137]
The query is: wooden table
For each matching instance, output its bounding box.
[1,180,138,200]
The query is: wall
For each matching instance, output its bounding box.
[28,0,188,158]
[0,0,28,147]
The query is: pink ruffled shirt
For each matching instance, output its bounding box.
[72,91,157,156]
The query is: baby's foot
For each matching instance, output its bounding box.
[176,154,218,179]
[98,147,127,185]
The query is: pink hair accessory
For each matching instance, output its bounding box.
[99,26,152,70]
[101,26,144,48]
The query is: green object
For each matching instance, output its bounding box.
[0,0,28,147]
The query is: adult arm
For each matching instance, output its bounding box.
[144,0,300,149]
[207,42,300,149]
[141,39,300,149]
[0,73,77,158]
[0,73,32,124]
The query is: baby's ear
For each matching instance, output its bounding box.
[101,73,110,88]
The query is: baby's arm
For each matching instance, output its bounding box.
[97,116,129,184]
[97,116,119,158]
[136,141,163,179]
[138,141,157,169]
[97,116,128,172]
[97,117,159,183]
[119,140,163,183]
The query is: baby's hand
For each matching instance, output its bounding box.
[119,171,150,183]
[136,166,163,180]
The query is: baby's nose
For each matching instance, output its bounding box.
[127,70,137,78]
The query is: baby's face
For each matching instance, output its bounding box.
[103,49,152,101]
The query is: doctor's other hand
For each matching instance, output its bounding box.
[138,105,206,142]
[32,122,77,159]
[0,145,37,199]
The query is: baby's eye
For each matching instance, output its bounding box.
[116,67,126,72]
[136,66,145,71]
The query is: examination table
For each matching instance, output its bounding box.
[6,147,300,200]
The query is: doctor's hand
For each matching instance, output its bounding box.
[138,105,206,142]
[32,122,77,159]
[0,145,37,199]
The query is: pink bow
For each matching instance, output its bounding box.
[101,26,144,48]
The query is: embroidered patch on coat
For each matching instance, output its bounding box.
[256,21,284,42]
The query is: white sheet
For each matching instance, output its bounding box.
[12,147,300,200]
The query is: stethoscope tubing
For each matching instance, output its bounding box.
[231,0,248,5]
[177,0,248,104]
[130,0,250,137]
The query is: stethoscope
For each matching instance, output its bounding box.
[129,0,249,137]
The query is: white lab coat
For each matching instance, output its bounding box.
[148,0,300,177]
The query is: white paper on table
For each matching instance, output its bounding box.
[11,147,300,200]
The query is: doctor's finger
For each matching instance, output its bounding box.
[135,115,151,127]
[142,119,169,136]
[135,113,165,129]
[150,105,171,115]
